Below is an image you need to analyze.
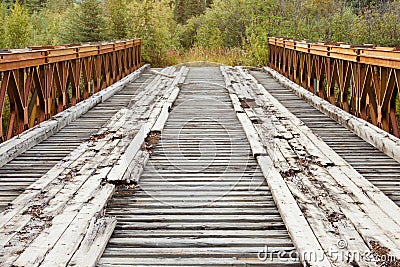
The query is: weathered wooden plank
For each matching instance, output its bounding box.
[107,67,189,184]
[223,67,332,265]
[13,184,115,266]
[151,103,171,132]
[98,257,299,266]
[264,66,400,164]
[0,69,157,212]
[68,217,117,267]
[253,71,400,233]
[257,156,333,267]
[236,113,266,157]
[0,64,150,168]
[107,123,147,183]
[126,150,149,183]
[0,143,88,229]
[229,94,244,112]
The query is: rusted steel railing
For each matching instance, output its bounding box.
[268,37,400,137]
[0,39,142,142]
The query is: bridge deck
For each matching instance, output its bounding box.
[100,67,299,266]
[0,66,399,266]
[251,71,400,206]
[0,72,155,211]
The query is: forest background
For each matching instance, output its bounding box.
[0,0,400,67]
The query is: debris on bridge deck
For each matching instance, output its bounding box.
[0,65,400,267]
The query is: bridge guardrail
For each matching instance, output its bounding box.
[268,37,400,137]
[0,39,142,142]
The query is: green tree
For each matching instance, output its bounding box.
[4,1,32,48]
[22,0,47,13]
[129,0,176,66]
[345,0,389,13]
[175,17,201,49]
[352,5,384,45]
[0,4,7,48]
[45,0,74,12]
[30,0,73,45]
[380,0,400,46]
[329,6,356,43]
[105,0,130,40]
[244,0,282,65]
[174,0,209,24]
[61,0,106,43]
[2,0,15,9]
[194,0,251,48]
[2,0,47,12]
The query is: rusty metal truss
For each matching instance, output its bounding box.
[0,39,142,143]
[268,37,400,137]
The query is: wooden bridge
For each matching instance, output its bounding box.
[0,38,400,267]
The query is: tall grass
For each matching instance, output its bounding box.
[162,47,255,67]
